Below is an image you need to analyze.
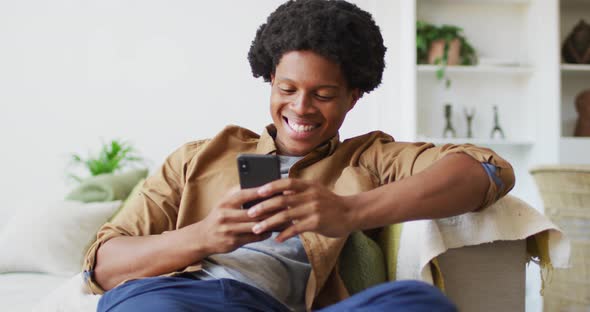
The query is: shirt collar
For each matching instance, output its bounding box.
[256,124,340,157]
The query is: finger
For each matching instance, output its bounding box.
[215,208,252,223]
[275,218,314,242]
[257,178,311,197]
[217,208,283,225]
[228,185,241,194]
[215,207,279,225]
[252,205,310,234]
[247,192,306,218]
[222,186,265,208]
[225,221,260,234]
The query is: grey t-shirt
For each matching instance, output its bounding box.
[193,155,309,312]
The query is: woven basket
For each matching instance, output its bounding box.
[530,165,590,311]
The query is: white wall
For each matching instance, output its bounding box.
[0,0,396,222]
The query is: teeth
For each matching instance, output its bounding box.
[288,119,317,133]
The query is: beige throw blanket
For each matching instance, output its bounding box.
[396,195,571,284]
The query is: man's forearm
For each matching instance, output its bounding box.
[350,153,491,231]
[93,225,209,291]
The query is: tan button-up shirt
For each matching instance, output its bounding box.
[83,124,514,310]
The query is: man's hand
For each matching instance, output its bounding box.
[246,179,358,242]
[192,186,291,255]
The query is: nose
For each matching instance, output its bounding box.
[290,92,316,114]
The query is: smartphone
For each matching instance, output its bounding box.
[237,154,281,209]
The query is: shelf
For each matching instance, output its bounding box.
[561,64,590,72]
[417,65,533,75]
[560,136,590,144]
[559,137,590,164]
[417,137,535,148]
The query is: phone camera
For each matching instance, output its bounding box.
[239,160,249,174]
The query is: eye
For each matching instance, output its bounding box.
[279,88,296,94]
[315,94,335,101]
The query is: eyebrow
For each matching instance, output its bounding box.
[277,77,340,89]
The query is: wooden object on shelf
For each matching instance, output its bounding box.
[575,89,590,137]
[443,103,457,138]
[490,106,505,139]
[562,19,590,64]
[464,107,475,139]
[428,38,460,65]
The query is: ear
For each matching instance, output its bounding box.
[348,88,362,111]
[270,74,275,86]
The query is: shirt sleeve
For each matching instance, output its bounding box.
[82,140,207,294]
[360,134,515,211]
[481,162,503,190]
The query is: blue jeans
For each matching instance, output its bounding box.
[98,276,457,312]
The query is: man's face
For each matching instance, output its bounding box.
[270,50,359,156]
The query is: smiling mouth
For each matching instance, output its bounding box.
[283,117,320,133]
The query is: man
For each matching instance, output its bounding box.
[85,1,514,311]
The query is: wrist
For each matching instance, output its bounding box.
[346,192,371,232]
[173,223,212,261]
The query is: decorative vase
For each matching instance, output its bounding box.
[428,38,461,65]
[562,19,590,64]
[574,89,590,137]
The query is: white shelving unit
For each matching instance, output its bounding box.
[559,0,590,170]
[389,0,562,217]
[368,3,589,311]
[373,2,586,311]
[381,0,590,210]
[369,1,587,311]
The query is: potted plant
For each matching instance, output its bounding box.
[68,139,145,183]
[416,21,477,88]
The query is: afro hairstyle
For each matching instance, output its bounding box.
[247,0,387,94]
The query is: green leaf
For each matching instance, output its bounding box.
[415,20,477,88]
[416,37,427,52]
[436,68,445,80]
[66,139,146,180]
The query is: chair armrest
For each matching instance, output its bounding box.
[437,239,526,312]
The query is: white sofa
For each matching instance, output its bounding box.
[0,200,120,312]
[0,203,70,311]
[0,273,70,311]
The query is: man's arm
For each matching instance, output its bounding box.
[84,140,275,293]
[92,187,274,291]
[350,152,491,230]
[93,226,208,291]
[248,152,510,241]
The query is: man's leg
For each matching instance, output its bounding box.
[97,276,289,312]
[317,280,457,312]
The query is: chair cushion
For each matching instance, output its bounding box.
[65,169,148,203]
[339,231,387,295]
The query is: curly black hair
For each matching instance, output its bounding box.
[247,0,386,94]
